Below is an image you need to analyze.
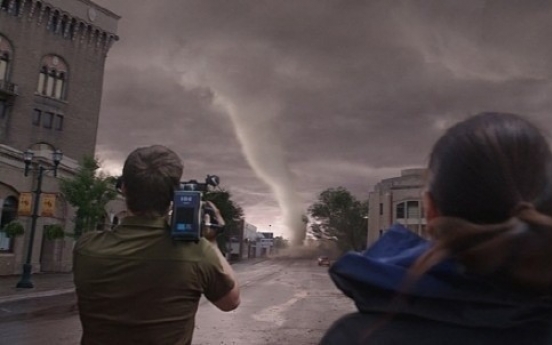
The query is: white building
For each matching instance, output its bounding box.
[367,168,427,246]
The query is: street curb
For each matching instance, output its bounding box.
[0,291,77,323]
[0,259,273,322]
[0,288,75,305]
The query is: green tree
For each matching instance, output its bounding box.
[59,156,117,239]
[203,189,244,255]
[308,187,368,252]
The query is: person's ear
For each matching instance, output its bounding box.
[423,191,440,221]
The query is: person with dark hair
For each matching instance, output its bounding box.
[320,113,552,345]
[73,145,240,345]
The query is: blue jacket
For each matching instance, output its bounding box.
[320,224,552,345]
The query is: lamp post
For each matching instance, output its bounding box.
[16,149,63,289]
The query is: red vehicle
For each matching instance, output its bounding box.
[318,256,331,266]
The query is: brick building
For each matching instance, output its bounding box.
[366,168,427,246]
[0,0,121,275]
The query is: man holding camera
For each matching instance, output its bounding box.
[73,145,240,345]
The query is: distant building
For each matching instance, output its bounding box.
[260,232,273,239]
[0,0,120,275]
[238,223,275,259]
[241,222,257,259]
[367,168,427,246]
[258,232,274,257]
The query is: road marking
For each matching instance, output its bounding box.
[252,290,308,326]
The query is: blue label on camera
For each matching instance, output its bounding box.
[177,223,193,231]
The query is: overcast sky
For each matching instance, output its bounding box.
[92,0,552,238]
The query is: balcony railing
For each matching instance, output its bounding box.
[0,79,18,96]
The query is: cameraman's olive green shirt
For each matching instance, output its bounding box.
[73,216,235,345]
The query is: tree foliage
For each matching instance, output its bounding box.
[1,221,25,238]
[308,187,368,252]
[203,189,244,254]
[59,156,117,239]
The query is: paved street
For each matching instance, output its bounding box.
[0,259,354,345]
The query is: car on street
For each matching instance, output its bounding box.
[318,256,331,266]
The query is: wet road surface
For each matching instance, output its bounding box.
[0,259,355,344]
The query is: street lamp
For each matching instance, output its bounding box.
[17,149,63,288]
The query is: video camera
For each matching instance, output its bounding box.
[171,175,224,242]
[115,175,224,242]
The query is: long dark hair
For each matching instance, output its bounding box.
[414,112,552,293]
[361,113,552,342]
[362,113,552,342]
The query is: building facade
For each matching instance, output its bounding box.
[366,168,427,246]
[0,0,121,275]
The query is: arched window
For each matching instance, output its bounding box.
[33,1,42,19]
[0,196,19,252]
[60,15,69,36]
[42,6,50,25]
[37,55,68,100]
[0,52,8,81]
[49,10,60,32]
[68,18,77,40]
[0,34,13,82]
[85,25,92,43]
[37,66,47,93]
[395,200,421,219]
[13,0,22,16]
[78,22,85,40]
[54,72,64,98]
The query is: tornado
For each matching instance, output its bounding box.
[213,94,306,246]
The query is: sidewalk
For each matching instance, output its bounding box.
[0,273,75,304]
[0,273,77,323]
[0,257,270,322]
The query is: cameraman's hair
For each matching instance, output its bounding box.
[122,145,183,217]
[412,112,552,293]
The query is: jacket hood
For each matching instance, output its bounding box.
[329,224,552,329]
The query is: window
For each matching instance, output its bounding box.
[32,109,64,131]
[0,34,13,82]
[54,114,63,130]
[0,196,19,252]
[32,109,41,125]
[0,53,8,81]
[69,19,77,40]
[38,67,46,93]
[395,200,421,219]
[54,73,64,98]
[37,55,68,100]
[1,0,22,15]
[407,201,420,218]
[13,0,22,16]
[45,70,55,96]
[396,203,405,219]
[43,112,53,128]
[0,100,6,118]
[34,2,42,18]
[60,15,68,36]
[33,109,63,130]
[379,203,383,215]
[49,10,60,32]
[42,7,50,25]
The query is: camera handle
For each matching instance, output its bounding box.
[203,206,225,233]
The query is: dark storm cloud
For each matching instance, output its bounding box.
[93,0,552,236]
